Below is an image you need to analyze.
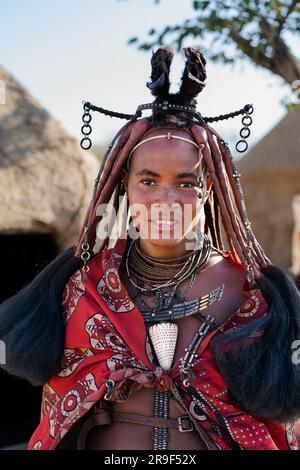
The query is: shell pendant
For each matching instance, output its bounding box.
[149,322,178,371]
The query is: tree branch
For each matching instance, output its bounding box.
[276,0,299,35]
[259,16,300,83]
[228,26,273,70]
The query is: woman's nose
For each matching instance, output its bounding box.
[150,201,182,220]
[153,188,178,205]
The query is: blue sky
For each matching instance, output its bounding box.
[0,0,298,156]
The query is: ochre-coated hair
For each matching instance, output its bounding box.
[75,45,270,287]
[1,47,300,427]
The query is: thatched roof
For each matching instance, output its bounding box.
[236,105,300,270]
[0,66,99,250]
[238,105,300,174]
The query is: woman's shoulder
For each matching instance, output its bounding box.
[193,247,256,327]
[208,247,248,289]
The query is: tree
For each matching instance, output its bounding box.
[127,0,300,87]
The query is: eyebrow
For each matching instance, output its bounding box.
[135,168,198,179]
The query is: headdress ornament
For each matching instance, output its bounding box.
[76,45,269,290]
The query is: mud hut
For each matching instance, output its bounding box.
[0,65,99,448]
[236,105,300,271]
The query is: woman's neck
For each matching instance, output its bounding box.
[138,237,193,260]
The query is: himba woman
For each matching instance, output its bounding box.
[1,46,300,451]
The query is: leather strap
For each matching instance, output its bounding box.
[77,409,112,450]
[77,408,194,449]
[111,411,193,430]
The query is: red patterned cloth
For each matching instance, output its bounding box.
[28,231,299,450]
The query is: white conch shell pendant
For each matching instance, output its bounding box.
[149,322,178,371]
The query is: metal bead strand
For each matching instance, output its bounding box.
[80,101,93,150]
[179,315,215,387]
[235,104,254,153]
[152,387,170,450]
[81,226,91,282]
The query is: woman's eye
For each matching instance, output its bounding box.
[139,180,195,188]
[140,179,155,186]
[179,182,195,188]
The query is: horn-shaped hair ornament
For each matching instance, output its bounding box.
[76,45,270,291]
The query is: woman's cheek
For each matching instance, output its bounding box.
[129,185,198,209]
[128,184,149,201]
[129,188,157,212]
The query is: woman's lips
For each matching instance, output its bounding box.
[149,219,181,229]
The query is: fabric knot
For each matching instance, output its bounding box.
[153,366,172,392]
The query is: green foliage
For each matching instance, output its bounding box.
[126,0,300,84]
[280,94,300,111]
[285,102,299,111]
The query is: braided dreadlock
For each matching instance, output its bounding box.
[75,45,269,287]
[1,46,300,425]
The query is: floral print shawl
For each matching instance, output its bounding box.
[27,231,299,450]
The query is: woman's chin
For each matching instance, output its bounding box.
[139,222,185,245]
[134,221,198,246]
[146,237,180,247]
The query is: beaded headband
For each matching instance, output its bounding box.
[126,131,201,170]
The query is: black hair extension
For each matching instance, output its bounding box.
[0,248,82,386]
[211,264,300,422]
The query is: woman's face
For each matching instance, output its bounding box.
[122,129,212,257]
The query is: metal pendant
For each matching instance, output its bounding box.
[154,286,176,310]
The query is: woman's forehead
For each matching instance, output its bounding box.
[130,153,200,177]
[129,135,200,171]
[141,127,195,143]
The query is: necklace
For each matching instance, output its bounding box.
[139,283,224,323]
[124,234,223,373]
[123,234,223,450]
[125,233,212,293]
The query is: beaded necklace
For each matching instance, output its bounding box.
[125,234,223,325]
[123,235,223,451]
